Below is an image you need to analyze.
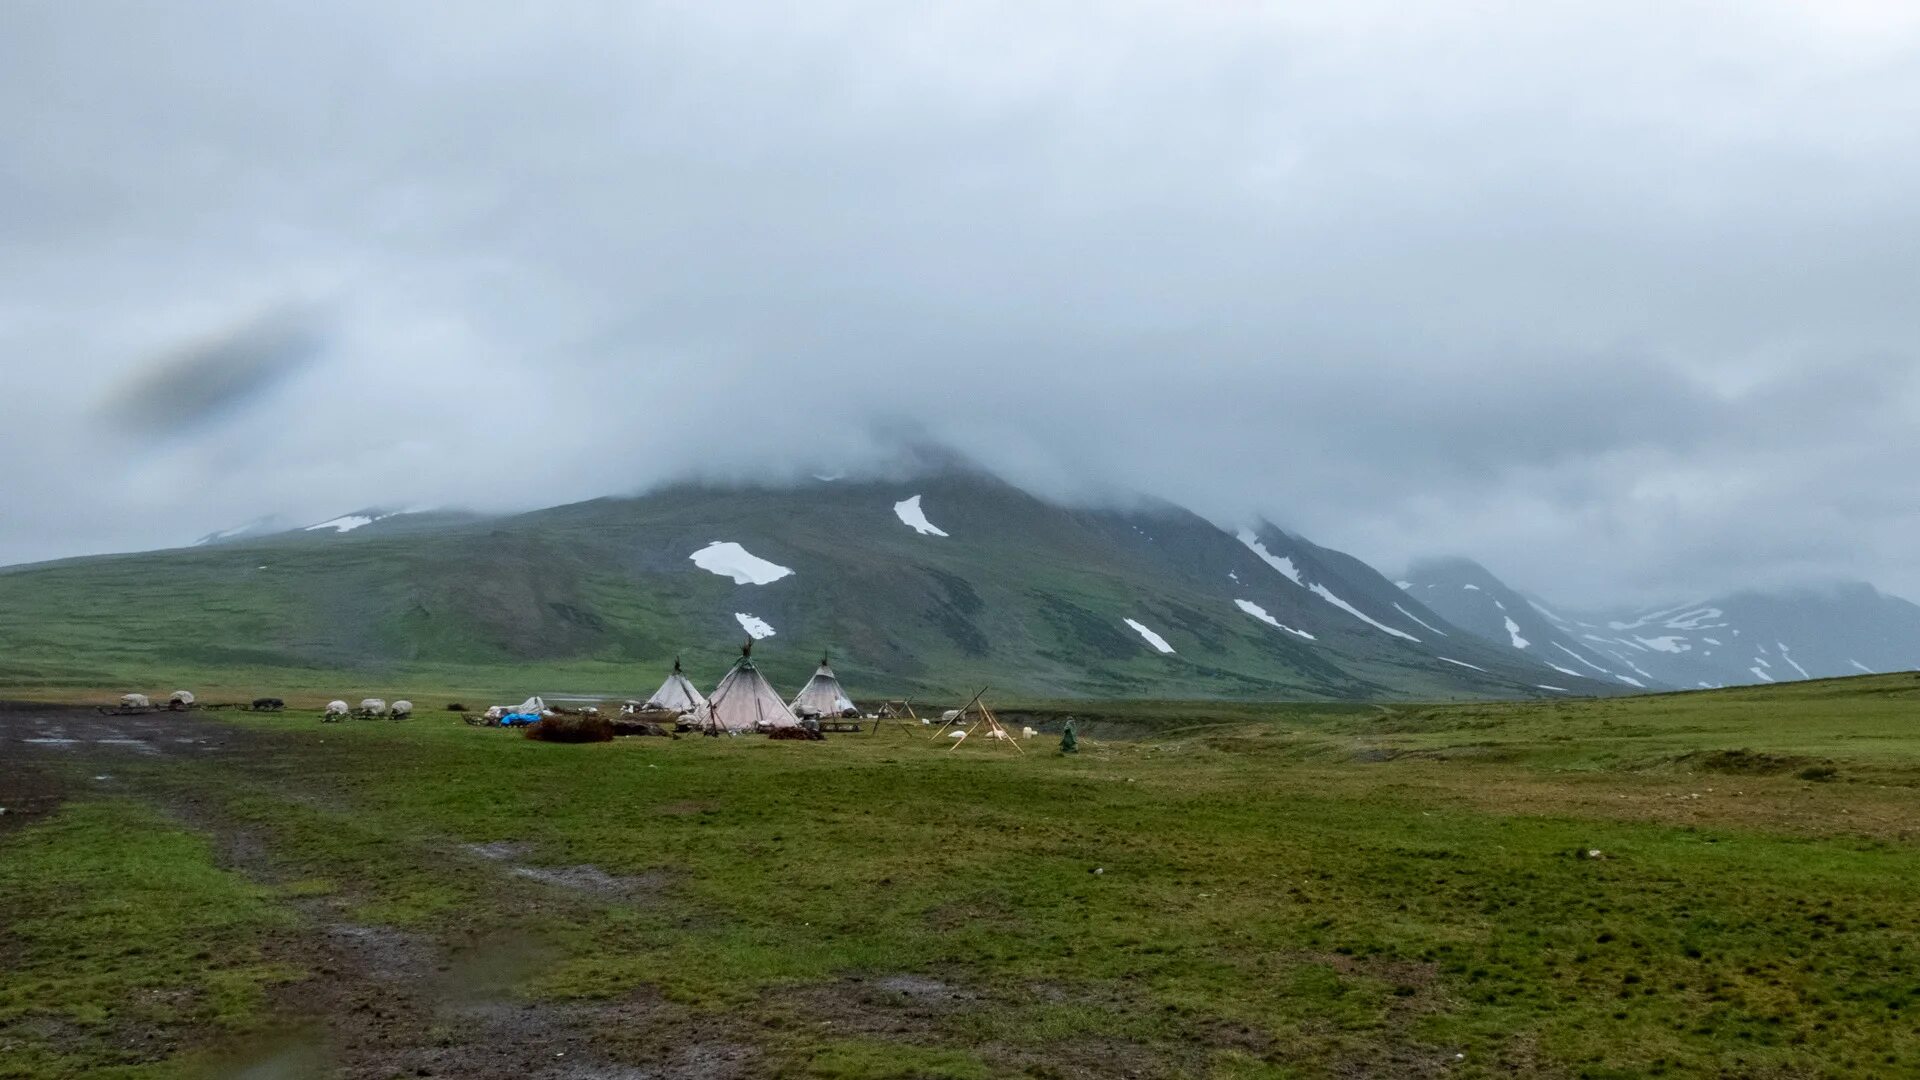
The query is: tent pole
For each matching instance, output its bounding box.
[931,687,989,740]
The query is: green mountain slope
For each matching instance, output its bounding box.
[0,471,1602,701]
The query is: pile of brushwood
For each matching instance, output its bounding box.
[524,714,614,743]
[610,716,675,737]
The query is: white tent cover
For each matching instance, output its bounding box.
[700,656,800,732]
[790,657,858,718]
[644,659,708,714]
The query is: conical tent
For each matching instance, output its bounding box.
[644,657,708,714]
[790,654,859,718]
[699,642,801,733]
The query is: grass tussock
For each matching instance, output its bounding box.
[1683,748,1814,774]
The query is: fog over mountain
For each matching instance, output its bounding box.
[5,3,1920,608]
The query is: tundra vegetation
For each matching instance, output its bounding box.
[2,674,1918,1078]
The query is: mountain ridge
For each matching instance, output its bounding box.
[0,469,1613,701]
[1405,558,1920,690]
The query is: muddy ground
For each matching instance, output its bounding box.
[0,704,784,1079]
[0,703,1429,1079]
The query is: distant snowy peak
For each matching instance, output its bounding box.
[1411,559,1920,691]
[1404,556,1630,688]
[307,514,378,534]
[197,507,440,545]
[1565,588,1917,688]
[194,515,290,546]
[304,507,416,534]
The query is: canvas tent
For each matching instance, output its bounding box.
[790,654,859,719]
[697,642,801,733]
[644,657,708,715]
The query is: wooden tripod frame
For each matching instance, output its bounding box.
[871,698,921,736]
[933,688,1023,753]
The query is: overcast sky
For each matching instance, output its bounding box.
[4,2,1918,607]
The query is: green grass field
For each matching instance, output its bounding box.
[3,674,1919,1078]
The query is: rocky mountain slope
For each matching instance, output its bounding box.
[0,469,1607,701]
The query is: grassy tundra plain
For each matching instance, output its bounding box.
[4,675,1920,1078]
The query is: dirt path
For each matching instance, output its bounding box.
[0,703,756,1079]
[3,704,1237,1078]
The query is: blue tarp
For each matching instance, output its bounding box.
[501,712,542,726]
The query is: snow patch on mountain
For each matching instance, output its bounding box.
[1634,636,1690,654]
[892,495,949,537]
[1615,655,1658,682]
[1234,600,1315,640]
[1503,617,1529,649]
[1664,607,1725,630]
[1241,530,1418,641]
[691,542,793,585]
[1777,643,1811,679]
[1311,586,1420,641]
[1749,665,1774,683]
[306,514,378,533]
[1607,602,1702,631]
[1125,618,1176,654]
[735,613,776,639]
[1438,657,1486,672]
[1394,603,1447,636]
[1553,643,1609,674]
[302,508,425,535]
[1850,659,1874,673]
[1236,531,1304,586]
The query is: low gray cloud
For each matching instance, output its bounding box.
[95,308,323,435]
[2,2,1918,607]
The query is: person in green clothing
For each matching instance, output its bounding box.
[1060,716,1078,754]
